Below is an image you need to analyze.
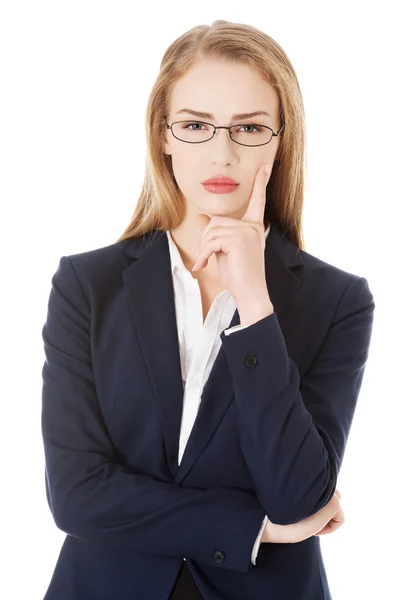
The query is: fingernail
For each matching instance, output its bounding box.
[265,164,271,176]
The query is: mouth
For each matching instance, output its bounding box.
[201,182,240,194]
[202,177,239,185]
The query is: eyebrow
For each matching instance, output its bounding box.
[175,108,273,121]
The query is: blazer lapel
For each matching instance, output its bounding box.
[122,223,304,481]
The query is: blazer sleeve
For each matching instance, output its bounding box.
[41,255,266,573]
[220,275,375,525]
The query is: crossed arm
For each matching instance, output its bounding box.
[41,256,373,571]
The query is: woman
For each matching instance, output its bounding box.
[41,20,374,600]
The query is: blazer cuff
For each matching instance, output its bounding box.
[251,514,269,565]
[224,324,251,336]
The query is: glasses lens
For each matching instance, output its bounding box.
[171,121,273,145]
[171,121,214,143]
[230,124,273,146]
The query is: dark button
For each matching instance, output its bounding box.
[244,355,257,368]
[213,550,225,563]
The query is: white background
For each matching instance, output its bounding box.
[1,1,398,598]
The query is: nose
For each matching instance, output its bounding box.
[213,127,232,141]
[209,127,238,164]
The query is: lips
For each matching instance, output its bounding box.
[202,177,239,185]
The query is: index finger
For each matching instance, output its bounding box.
[242,163,271,225]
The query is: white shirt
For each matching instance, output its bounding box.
[165,223,270,566]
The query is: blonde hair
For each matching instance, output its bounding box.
[116,20,308,251]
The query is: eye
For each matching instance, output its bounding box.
[236,124,264,133]
[182,121,208,130]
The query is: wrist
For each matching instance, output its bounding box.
[261,519,273,543]
[238,298,274,326]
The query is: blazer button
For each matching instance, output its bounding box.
[213,550,225,563]
[244,355,257,368]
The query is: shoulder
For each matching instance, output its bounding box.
[52,238,138,303]
[65,237,131,271]
[270,222,369,295]
[297,246,374,311]
[65,239,132,272]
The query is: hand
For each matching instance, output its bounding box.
[313,488,344,536]
[261,488,345,544]
[192,163,273,307]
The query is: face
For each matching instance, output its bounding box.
[163,58,281,222]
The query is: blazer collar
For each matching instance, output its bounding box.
[122,222,304,481]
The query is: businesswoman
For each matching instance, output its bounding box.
[41,20,375,600]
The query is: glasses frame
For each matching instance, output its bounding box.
[164,115,285,147]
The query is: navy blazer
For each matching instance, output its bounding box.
[41,222,375,600]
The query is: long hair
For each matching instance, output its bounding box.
[116,20,308,251]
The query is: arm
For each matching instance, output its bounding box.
[226,325,271,565]
[225,325,269,566]
[261,488,344,543]
[41,256,266,573]
[220,277,375,525]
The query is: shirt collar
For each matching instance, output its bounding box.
[166,221,271,275]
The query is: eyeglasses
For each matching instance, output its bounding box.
[164,115,284,147]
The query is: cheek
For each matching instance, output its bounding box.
[170,155,200,185]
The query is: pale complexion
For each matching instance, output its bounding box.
[163,58,281,321]
[164,57,345,542]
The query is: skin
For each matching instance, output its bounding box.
[191,165,274,325]
[163,58,281,284]
[164,57,345,543]
[262,489,345,544]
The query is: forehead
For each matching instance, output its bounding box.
[169,60,279,122]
